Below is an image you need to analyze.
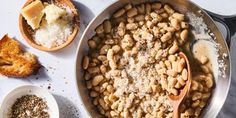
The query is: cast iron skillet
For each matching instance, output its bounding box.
[75,0,231,117]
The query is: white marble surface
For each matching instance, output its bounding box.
[0,0,235,118]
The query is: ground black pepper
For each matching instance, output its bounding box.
[10,95,49,118]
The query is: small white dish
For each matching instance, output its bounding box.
[0,85,59,118]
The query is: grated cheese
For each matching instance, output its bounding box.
[34,5,73,48]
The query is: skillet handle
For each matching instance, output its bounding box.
[205,10,236,50]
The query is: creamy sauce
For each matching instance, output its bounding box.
[192,39,219,80]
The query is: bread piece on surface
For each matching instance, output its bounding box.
[0,53,40,78]
[0,35,40,78]
[0,34,22,55]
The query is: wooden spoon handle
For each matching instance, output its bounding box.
[173,106,180,118]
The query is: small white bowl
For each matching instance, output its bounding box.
[0,85,59,118]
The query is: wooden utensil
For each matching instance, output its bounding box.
[169,52,191,118]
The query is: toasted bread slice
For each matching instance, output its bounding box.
[0,34,22,55]
[0,54,40,77]
[0,35,40,78]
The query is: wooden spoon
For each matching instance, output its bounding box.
[169,52,191,118]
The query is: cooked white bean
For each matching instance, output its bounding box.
[199,101,206,108]
[100,45,111,55]
[109,60,117,70]
[205,76,213,88]
[172,61,178,72]
[84,72,91,80]
[182,68,188,80]
[107,85,114,93]
[178,58,186,73]
[191,100,200,108]
[112,45,121,54]
[160,12,168,18]
[95,24,104,34]
[110,110,119,117]
[90,91,98,97]
[127,17,134,23]
[118,22,126,36]
[134,15,145,21]
[82,56,89,69]
[100,65,107,74]
[88,40,97,49]
[180,29,188,41]
[168,78,177,87]
[170,88,178,95]
[127,8,138,17]
[171,19,180,30]
[201,65,210,73]
[172,13,185,21]
[192,92,202,101]
[98,55,107,61]
[126,23,138,30]
[161,32,172,42]
[151,2,162,10]
[124,4,132,11]
[177,76,185,86]
[107,49,114,61]
[137,4,145,14]
[103,20,112,33]
[87,67,100,74]
[175,82,182,89]
[167,69,178,77]
[92,75,104,86]
[146,20,154,28]
[113,9,125,18]
[86,80,92,89]
[99,98,109,110]
[164,4,174,14]
[169,44,178,54]
[165,60,172,70]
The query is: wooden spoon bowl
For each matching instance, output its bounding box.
[19,0,80,52]
[169,52,192,118]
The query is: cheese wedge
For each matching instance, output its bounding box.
[21,0,44,29]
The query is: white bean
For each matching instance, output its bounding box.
[82,56,89,69]
[169,44,178,54]
[103,20,112,33]
[161,32,172,42]
[172,13,185,21]
[178,58,186,73]
[113,9,125,18]
[92,75,104,86]
[180,29,188,41]
[127,8,138,17]
[182,68,188,80]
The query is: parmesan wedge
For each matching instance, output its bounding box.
[21,0,44,29]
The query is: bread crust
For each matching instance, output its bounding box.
[0,34,40,77]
